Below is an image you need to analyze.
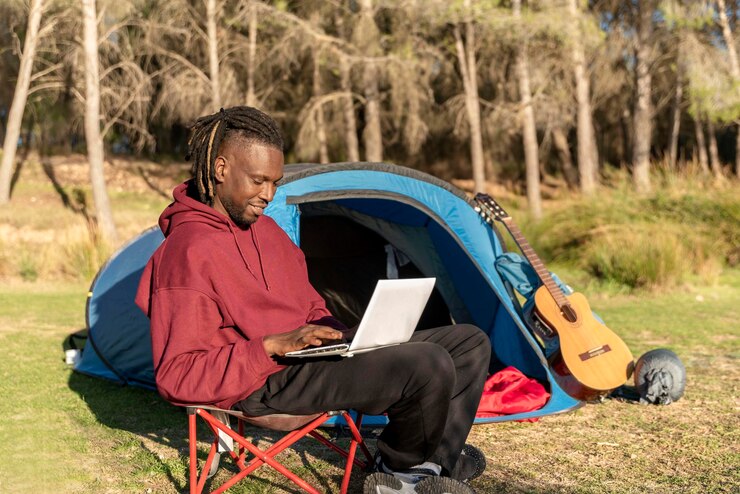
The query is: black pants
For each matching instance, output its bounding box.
[234,324,491,473]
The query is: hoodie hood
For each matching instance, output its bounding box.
[159,181,228,237]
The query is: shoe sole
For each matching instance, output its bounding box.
[364,472,415,494]
[416,476,477,494]
[459,444,486,482]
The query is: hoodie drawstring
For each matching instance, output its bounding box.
[251,225,271,291]
[226,221,271,292]
[227,223,259,284]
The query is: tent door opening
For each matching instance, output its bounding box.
[299,209,454,332]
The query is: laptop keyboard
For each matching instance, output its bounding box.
[300,343,347,355]
[286,342,349,357]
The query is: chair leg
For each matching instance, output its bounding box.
[198,408,324,494]
[306,412,373,493]
[188,411,199,494]
[348,412,374,466]
[340,412,374,494]
[188,408,371,494]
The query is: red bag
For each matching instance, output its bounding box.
[476,366,550,420]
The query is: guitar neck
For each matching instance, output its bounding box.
[501,217,570,308]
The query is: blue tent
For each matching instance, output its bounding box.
[76,162,582,423]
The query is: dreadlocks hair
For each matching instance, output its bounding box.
[186,106,284,206]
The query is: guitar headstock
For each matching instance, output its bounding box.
[474,193,511,224]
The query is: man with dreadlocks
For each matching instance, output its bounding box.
[135,106,489,494]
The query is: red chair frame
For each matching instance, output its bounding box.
[186,406,373,494]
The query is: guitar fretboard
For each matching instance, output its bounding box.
[500,218,570,309]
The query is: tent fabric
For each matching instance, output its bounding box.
[77,226,163,389]
[494,253,572,301]
[76,162,582,424]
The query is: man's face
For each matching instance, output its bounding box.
[212,139,284,228]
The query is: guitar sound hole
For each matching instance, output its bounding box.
[561,305,578,323]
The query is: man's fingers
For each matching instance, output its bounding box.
[301,326,341,339]
[313,327,343,339]
[303,335,323,346]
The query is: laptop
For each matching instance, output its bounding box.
[285,278,436,358]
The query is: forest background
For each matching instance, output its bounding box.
[1,0,740,232]
[0,1,739,493]
[1,0,739,289]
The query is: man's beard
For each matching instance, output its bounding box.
[220,195,256,229]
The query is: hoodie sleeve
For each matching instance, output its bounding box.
[146,287,284,408]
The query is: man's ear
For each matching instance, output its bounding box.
[214,156,227,183]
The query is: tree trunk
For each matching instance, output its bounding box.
[82,0,117,244]
[668,74,682,169]
[716,0,740,177]
[513,0,542,219]
[312,48,329,164]
[567,0,598,195]
[707,120,722,177]
[0,0,44,204]
[620,108,632,166]
[717,0,739,76]
[632,0,654,193]
[245,0,257,107]
[358,0,382,162]
[552,126,578,187]
[335,13,359,162]
[693,116,709,173]
[362,68,382,162]
[339,56,360,162]
[454,2,486,194]
[206,0,221,110]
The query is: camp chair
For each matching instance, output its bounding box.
[186,405,373,494]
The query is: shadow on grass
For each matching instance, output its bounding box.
[67,372,370,493]
[68,372,188,490]
[10,156,25,197]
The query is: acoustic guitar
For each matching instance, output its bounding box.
[474,193,634,400]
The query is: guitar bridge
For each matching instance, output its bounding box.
[579,345,612,361]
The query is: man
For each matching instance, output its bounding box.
[135,106,491,494]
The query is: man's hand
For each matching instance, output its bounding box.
[263,325,344,357]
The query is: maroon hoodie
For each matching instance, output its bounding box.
[135,181,345,409]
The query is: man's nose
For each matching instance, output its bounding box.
[260,183,276,203]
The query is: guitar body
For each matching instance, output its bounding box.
[534,287,634,399]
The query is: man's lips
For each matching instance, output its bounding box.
[249,203,267,215]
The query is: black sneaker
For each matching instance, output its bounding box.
[449,444,486,483]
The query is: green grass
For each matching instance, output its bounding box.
[0,270,737,493]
